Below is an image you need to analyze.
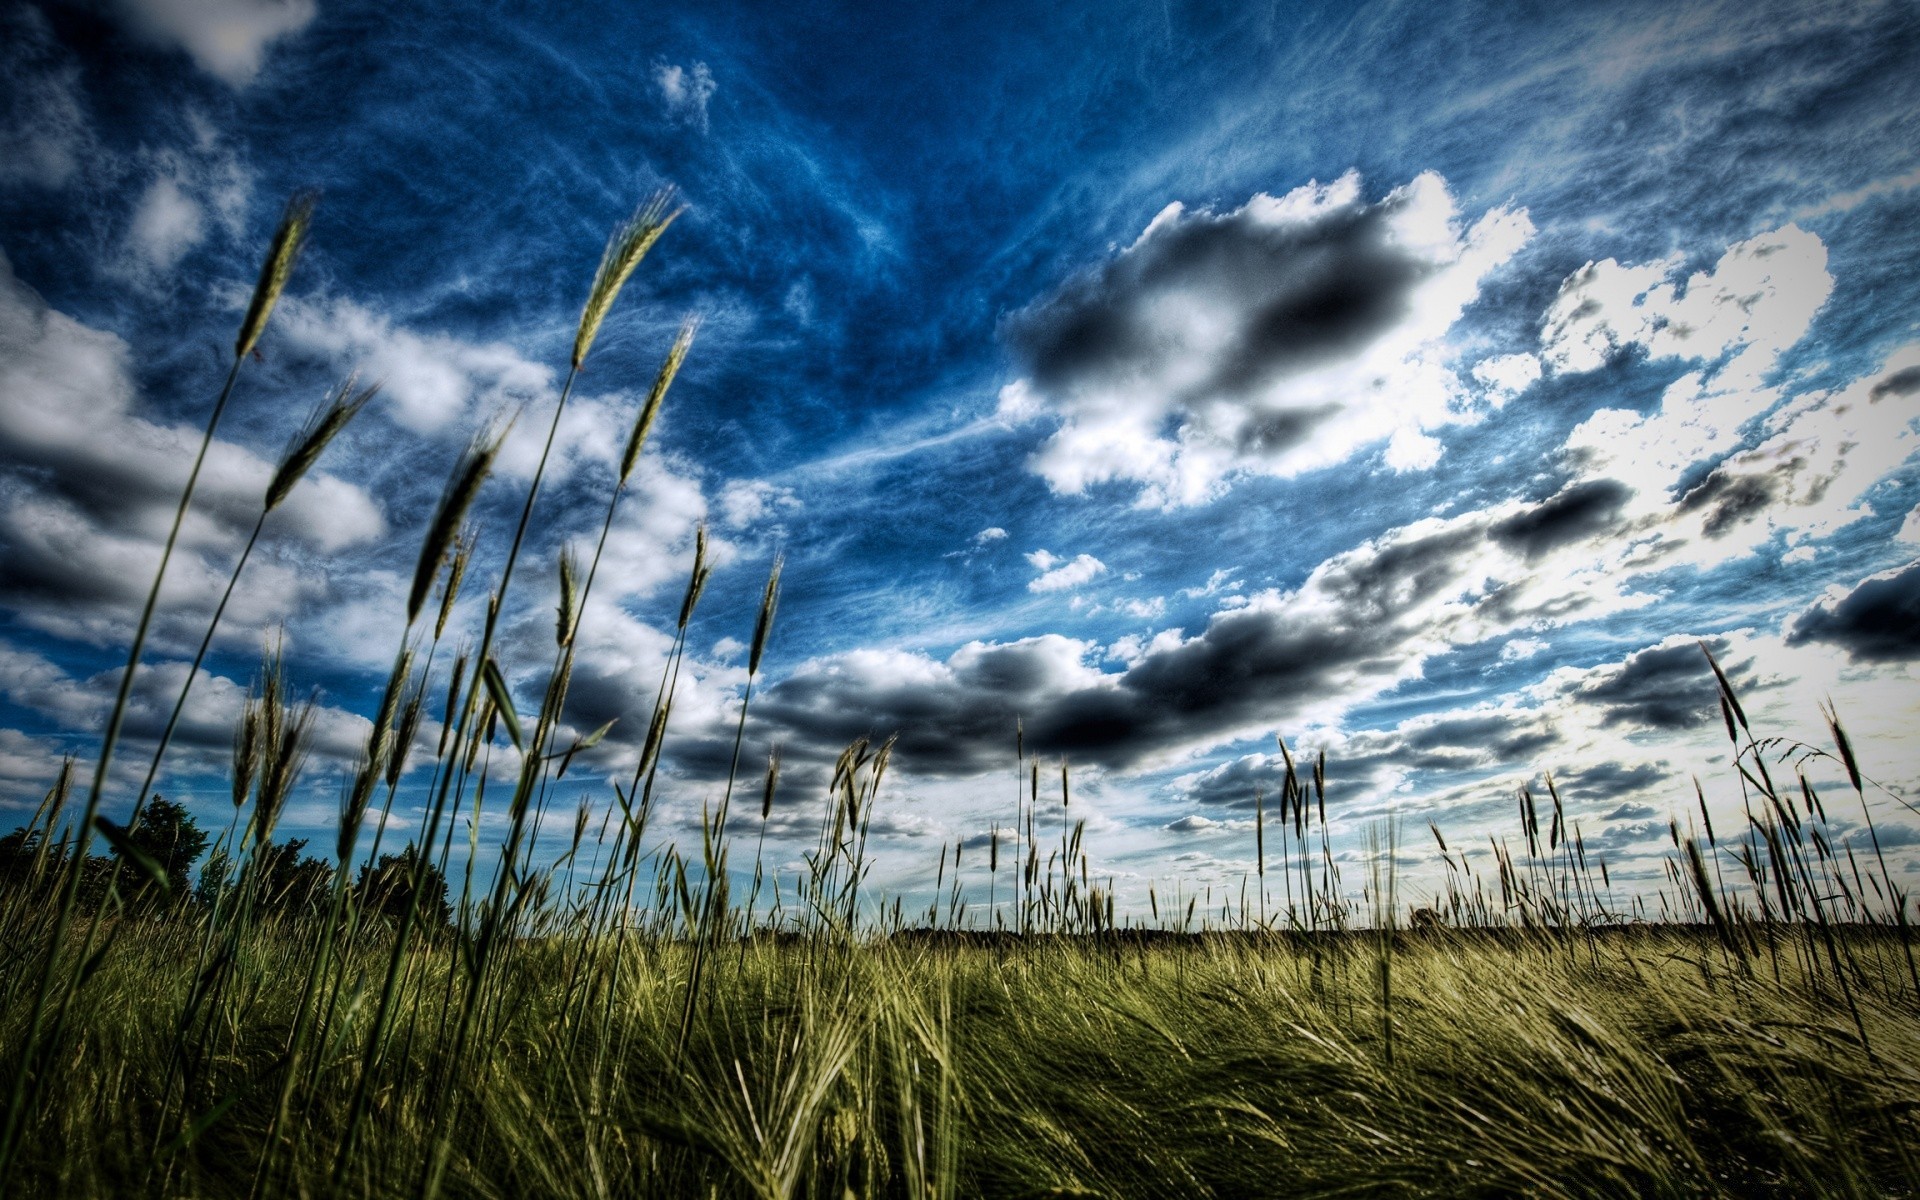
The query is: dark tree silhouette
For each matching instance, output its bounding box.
[114,797,208,909]
[354,843,453,936]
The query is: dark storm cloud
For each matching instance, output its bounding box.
[1489,479,1632,560]
[1567,637,1747,731]
[741,518,1500,778]
[1677,463,1792,539]
[1554,761,1669,802]
[1004,191,1435,412]
[1785,560,1920,661]
[1870,366,1920,402]
[1174,704,1566,812]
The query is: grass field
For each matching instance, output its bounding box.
[4,912,1919,1197]
[3,195,1918,1198]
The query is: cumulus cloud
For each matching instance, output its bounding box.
[1786,560,1920,661]
[653,60,717,132]
[0,251,383,649]
[1551,226,1845,534]
[1165,814,1220,833]
[1544,226,1918,574]
[972,527,1008,545]
[1471,352,1541,405]
[1487,479,1633,561]
[1542,225,1830,386]
[998,171,1532,506]
[0,639,371,778]
[117,0,317,87]
[1556,634,1754,731]
[126,176,206,272]
[1026,549,1107,593]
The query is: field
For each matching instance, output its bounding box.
[3,909,1919,1197]
[3,194,1919,1199]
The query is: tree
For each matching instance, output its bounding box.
[113,797,208,909]
[197,837,333,917]
[354,843,452,936]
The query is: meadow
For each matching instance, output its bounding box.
[2,195,1917,1198]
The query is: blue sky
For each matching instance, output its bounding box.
[2,0,1918,916]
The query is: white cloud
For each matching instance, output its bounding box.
[1000,171,1533,507]
[1542,223,1829,389]
[118,0,317,87]
[653,60,717,132]
[1471,352,1541,405]
[1500,637,1548,662]
[114,121,255,283]
[277,296,554,434]
[1026,550,1107,593]
[0,250,382,649]
[127,176,205,272]
[717,479,800,529]
[1900,504,1920,544]
[1165,814,1220,832]
[972,526,1008,545]
[1117,595,1167,620]
[1384,428,1444,472]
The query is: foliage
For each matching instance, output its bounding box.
[353,843,452,935]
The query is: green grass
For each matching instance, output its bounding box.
[4,920,1918,1197]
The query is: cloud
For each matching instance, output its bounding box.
[1487,479,1633,561]
[1556,634,1753,732]
[126,176,206,271]
[972,527,1008,545]
[117,0,317,87]
[1165,814,1220,833]
[1785,560,1920,661]
[114,119,254,280]
[0,639,371,778]
[653,60,717,132]
[0,251,383,649]
[998,171,1532,506]
[1471,353,1541,405]
[717,479,799,529]
[276,296,554,434]
[748,490,1657,778]
[0,11,97,191]
[1026,549,1106,593]
[1542,225,1830,387]
[1500,637,1548,662]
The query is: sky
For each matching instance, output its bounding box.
[2,0,1918,920]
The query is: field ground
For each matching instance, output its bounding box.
[5,923,1918,1198]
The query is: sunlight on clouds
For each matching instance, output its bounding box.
[1000,171,1533,506]
[1026,549,1107,593]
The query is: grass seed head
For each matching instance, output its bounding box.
[409,423,506,624]
[556,548,581,648]
[573,190,682,371]
[267,375,377,512]
[678,525,712,631]
[435,527,477,642]
[620,315,698,484]
[749,553,783,676]
[236,190,317,361]
[761,745,782,820]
